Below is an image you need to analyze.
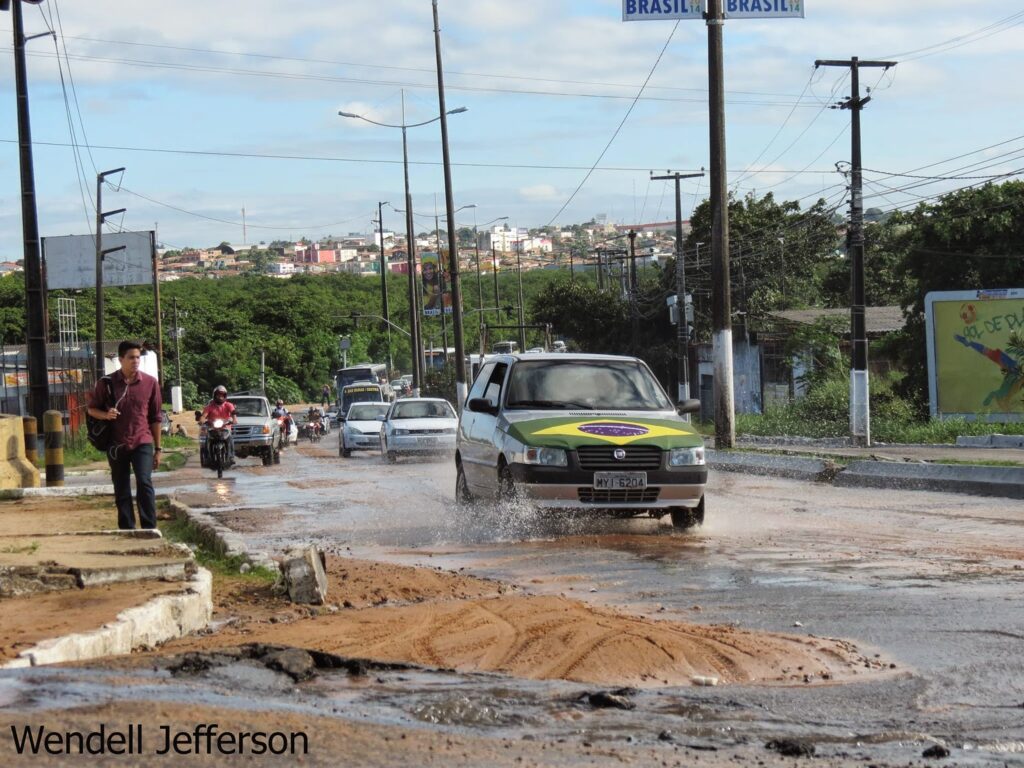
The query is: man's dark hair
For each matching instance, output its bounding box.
[118,340,143,358]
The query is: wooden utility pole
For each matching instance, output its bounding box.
[815,56,896,447]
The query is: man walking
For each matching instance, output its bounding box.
[321,383,331,408]
[87,340,163,530]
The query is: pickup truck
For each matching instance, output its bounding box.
[200,394,283,466]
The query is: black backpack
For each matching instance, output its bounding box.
[86,377,115,452]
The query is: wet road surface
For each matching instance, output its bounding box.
[13,441,1024,764]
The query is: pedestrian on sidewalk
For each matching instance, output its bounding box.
[86,340,163,530]
[321,383,331,408]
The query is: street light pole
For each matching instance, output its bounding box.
[516,239,526,351]
[377,200,393,374]
[338,94,466,395]
[432,0,470,409]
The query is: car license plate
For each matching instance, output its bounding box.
[593,472,647,490]
[418,436,438,444]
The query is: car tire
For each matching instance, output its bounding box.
[670,495,705,529]
[262,452,272,466]
[497,463,518,504]
[272,442,281,465]
[387,451,398,464]
[455,462,473,505]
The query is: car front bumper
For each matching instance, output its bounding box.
[506,463,707,510]
[388,434,457,453]
[344,433,381,450]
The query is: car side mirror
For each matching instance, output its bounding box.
[468,398,498,415]
[676,399,701,416]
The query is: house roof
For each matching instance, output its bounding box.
[765,306,906,335]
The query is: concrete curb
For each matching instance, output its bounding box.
[707,449,836,483]
[834,460,1024,499]
[1,568,212,669]
[0,485,113,500]
[956,434,1024,449]
[167,498,278,571]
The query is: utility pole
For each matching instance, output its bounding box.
[707,0,735,449]
[628,230,638,353]
[173,296,182,387]
[434,213,448,356]
[815,56,896,448]
[516,240,526,351]
[432,0,470,408]
[491,243,500,324]
[377,201,393,374]
[652,170,704,404]
[94,168,126,380]
[7,0,49,426]
[260,350,266,395]
[473,226,483,314]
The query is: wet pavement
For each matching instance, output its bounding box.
[9,441,1024,764]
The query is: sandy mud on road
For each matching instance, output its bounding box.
[166,554,890,689]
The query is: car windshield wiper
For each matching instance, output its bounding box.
[507,400,592,409]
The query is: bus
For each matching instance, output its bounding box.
[424,347,455,371]
[335,364,390,404]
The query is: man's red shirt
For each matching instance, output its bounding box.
[88,370,162,451]
[202,400,236,424]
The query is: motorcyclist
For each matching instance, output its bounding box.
[201,385,237,465]
[307,406,323,438]
[272,399,292,447]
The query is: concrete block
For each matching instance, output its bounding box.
[280,547,328,605]
[835,460,1024,499]
[1,568,212,669]
[0,413,39,490]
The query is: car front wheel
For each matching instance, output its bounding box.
[670,495,705,529]
[455,462,473,505]
[497,463,518,504]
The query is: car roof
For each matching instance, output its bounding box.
[392,397,450,404]
[486,352,642,363]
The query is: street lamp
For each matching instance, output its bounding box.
[338,95,467,396]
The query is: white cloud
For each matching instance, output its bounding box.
[519,184,559,201]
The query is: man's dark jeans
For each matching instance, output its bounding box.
[108,443,157,529]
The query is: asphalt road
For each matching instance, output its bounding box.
[155,438,1024,764]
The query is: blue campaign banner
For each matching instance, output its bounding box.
[623,0,803,21]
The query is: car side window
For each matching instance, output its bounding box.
[468,363,495,402]
[483,363,508,407]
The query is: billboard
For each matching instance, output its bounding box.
[925,289,1024,422]
[420,251,452,316]
[42,231,154,290]
[623,0,803,21]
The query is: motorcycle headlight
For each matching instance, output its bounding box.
[522,446,568,467]
[669,446,705,467]
[212,419,225,429]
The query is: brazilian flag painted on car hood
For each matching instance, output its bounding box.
[506,415,702,450]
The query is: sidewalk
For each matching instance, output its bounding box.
[0,495,211,668]
[708,435,1024,499]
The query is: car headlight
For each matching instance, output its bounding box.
[393,428,409,436]
[522,446,568,467]
[443,427,457,435]
[669,446,705,467]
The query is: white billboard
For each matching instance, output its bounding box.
[42,231,154,290]
[623,0,803,21]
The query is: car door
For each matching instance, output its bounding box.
[463,362,509,492]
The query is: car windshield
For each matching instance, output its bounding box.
[232,399,269,417]
[348,404,389,420]
[391,401,455,420]
[505,360,674,411]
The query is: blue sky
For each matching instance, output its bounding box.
[1,0,1023,256]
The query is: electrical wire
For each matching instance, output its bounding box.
[545,22,681,227]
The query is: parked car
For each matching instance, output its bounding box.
[340,402,390,457]
[454,353,706,528]
[380,397,458,463]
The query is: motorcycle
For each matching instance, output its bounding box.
[306,419,323,443]
[205,418,232,478]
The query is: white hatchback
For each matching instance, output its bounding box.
[340,402,390,458]
[381,397,458,462]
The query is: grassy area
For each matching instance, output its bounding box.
[42,433,195,469]
[0,541,40,555]
[159,516,278,583]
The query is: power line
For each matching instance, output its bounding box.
[545,22,681,227]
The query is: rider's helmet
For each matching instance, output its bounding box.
[213,385,227,401]
[276,399,284,408]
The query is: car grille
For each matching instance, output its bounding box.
[408,429,448,435]
[578,488,661,504]
[576,445,662,470]
[234,425,260,438]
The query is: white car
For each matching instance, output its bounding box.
[381,397,458,462]
[340,402,389,457]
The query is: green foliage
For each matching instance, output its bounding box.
[421,365,456,403]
